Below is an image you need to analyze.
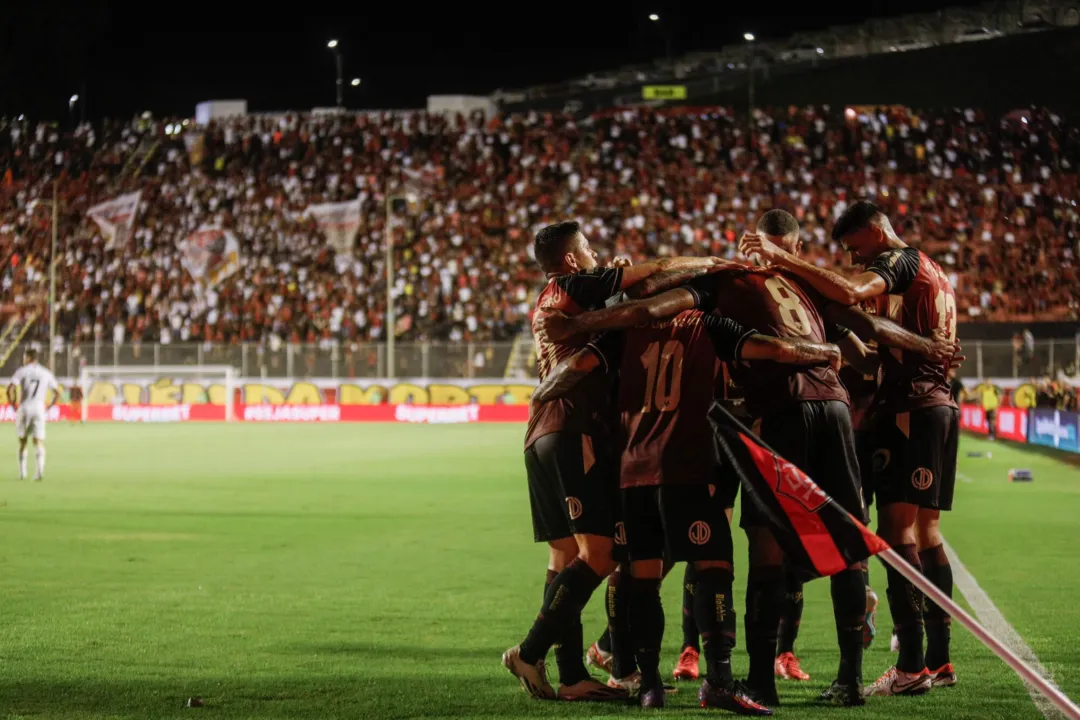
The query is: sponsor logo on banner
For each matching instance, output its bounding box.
[86,191,141,249]
[244,405,341,422]
[960,404,1028,443]
[0,405,61,422]
[113,405,193,423]
[306,198,362,253]
[394,404,480,424]
[178,225,241,289]
[1029,410,1079,453]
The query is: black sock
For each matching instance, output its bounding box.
[682,564,700,652]
[886,544,926,673]
[694,567,737,689]
[520,558,604,666]
[606,570,636,679]
[596,628,611,654]
[831,567,866,686]
[554,610,589,685]
[629,577,665,689]
[745,566,784,693]
[536,569,557,661]
[919,545,953,670]
[777,566,804,655]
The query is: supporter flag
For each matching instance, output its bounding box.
[178,225,241,289]
[86,191,141,249]
[708,403,888,577]
[306,198,362,254]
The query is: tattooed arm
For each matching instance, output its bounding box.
[531,349,601,405]
[825,304,960,364]
[535,288,698,344]
[741,336,843,373]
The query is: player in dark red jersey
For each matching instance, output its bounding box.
[741,200,963,697]
[539,255,956,707]
[505,221,720,701]
[534,297,843,713]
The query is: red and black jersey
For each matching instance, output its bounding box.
[589,310,755,488]
[865,247,958,413]
[686,267,849,419]
[525,267,624,448]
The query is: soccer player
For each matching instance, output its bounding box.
[8,348,60,481]
[539,259,957,707]
[504,221,719,701]
[740,200,962,697]
[535,295,843,713]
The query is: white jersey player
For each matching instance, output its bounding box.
[8,349,59,481]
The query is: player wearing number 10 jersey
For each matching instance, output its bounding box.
[7,348,60,481]
[743,200,962,698]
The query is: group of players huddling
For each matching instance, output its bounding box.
[502,201,963,714]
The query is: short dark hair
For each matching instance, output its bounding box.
[534,221,581,271]
[24,348,38,362]
[831,200,881,241]
[757,209,800,237]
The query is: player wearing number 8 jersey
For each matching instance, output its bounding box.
[740,200,962,698]
[7,348,59,481]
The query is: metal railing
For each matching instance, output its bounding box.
[15,337,1080,382]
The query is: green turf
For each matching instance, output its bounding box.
[0,424,1076,719]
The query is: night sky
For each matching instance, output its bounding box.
[3,0,983,121]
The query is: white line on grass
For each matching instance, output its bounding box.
[957,471,974,483]
[944,540,1068,719]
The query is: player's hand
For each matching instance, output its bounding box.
[738,233,784,266]
[926,329,961,363]
[610,256,633,268]
[949,353,966,371]
[535,310,576,344]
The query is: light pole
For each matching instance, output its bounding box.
[649,13,673,65]
[327,40,343,108]
[743,33,755,127]
[48,180,58,370]
[383,191,418,378]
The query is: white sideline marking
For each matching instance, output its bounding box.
[957,471,974,484]
[944,540,1067,719]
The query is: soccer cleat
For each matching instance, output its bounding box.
[501,646,555,700]
[864,588,879,649]
[930,663,957,687]
[586,643,614,674]
[558,678,629,702]
[775,652,810,681]
[739,679,779,708]
[819,680,866,707]
[607,672,678,696]
[698,679,774,715]
[639,685,666,708]
[863,666,932,697]
[673,646,701,681]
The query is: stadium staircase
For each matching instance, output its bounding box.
[503,331,537,379]
[0,309,41,368]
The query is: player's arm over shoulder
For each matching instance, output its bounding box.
[531,333,620,405]
[864,247,920,296]
[702,313,840,370]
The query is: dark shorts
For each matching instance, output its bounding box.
[868,406,960,512]
[741,400,867,529]
[525,431,618,543]
[621,484,733,564]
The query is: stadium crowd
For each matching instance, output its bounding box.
[0,104,1077,350]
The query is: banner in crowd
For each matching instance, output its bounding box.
[960,404,1029,443]
[1028,410,1080,454]
[178,226,241,289]
[86,191,141,249]
[305,199,362,253]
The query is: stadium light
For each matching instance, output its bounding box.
[816,47,824,54]
[69,94,79,107]
[327,39,338,49]
[351,77,361,87]
[648,13,659,21]
[743,32,755,42]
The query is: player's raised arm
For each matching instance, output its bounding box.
[739,232,886,305]
[535,287,699,344]
[825,304,961,365]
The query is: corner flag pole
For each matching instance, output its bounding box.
[879,547,1080,720]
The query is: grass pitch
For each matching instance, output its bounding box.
[0,424,1077,719]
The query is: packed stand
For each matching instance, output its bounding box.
[0,105,1078,353]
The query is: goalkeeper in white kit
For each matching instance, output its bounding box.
[8,349,59,481]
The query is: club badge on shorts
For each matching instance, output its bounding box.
[911,467,934,491]
[566,497,583,520]
[689,520,711,545]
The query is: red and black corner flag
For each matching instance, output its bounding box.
[709,403,889,578]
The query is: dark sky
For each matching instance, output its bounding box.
[3,0,979,121]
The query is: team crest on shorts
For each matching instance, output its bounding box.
[688,521,711,545]
[871,449,891,473]
[566,497,583,520]
[911,467,934,491]
[614,522,627,546]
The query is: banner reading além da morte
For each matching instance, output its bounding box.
[178,225,241,289]
[306,198,362,254]
[709,403,889,577]
[86,191,141,249]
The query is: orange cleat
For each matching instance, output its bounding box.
[673,647,701,681]
[774,652,811,681]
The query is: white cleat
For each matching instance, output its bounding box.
[502,645,555,700]
[586,642,613,673]
[863,666,932,697]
